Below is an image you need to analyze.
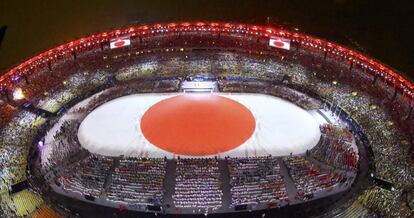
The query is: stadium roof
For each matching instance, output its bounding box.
[1,22,413,101]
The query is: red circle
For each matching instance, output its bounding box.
[273,41,285,47]
[114,41,125,47]
[140,94,256,156]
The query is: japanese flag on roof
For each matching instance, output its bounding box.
[269,37,291,50]
[110,37,131,49]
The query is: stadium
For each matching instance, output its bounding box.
[0,21,413,218]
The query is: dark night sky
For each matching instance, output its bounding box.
[0,0,413,79]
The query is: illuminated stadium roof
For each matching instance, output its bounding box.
[1,22,413,99]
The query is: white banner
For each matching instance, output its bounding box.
[110,37,131,49]
[269,37,291,50]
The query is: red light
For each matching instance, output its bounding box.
[181,22,191,27]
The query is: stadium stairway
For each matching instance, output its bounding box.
[101,157,120,197]
[153,80,162,90]
[277,158,299,201]
[218,159,231,209]
[162,159,177,208]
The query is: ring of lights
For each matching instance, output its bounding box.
[1,22,413,105]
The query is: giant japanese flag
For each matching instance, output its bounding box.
[110,37,131,49]
[269,37,291,50]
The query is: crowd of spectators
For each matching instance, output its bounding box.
[268,85,322,110]
[58,155,113,197]
[357,186,412,217]
[227,156,288,207]
[272,48,413,216]
[315,85,413,184]
[106,158,166,206]
[36,70,107,113]
[0,111,40,189]
[173,158,223,210]
[309,124,358,171]
[283,156,346,200]
[42,120,82,170]
[0,110,46,217]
